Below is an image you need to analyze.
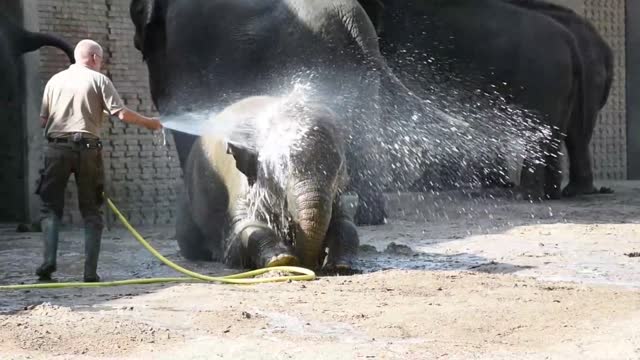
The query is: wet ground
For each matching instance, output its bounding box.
[0,181,639,359]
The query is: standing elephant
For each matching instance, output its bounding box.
[359,0,584,200]
[129,0,471,225]
[177,95,359,272]
[129,0,402,225]
[505,0,614,196]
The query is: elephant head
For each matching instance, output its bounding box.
[224,96,349,269]
[129,0,166,60]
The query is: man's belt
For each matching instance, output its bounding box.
[48,135,102,149]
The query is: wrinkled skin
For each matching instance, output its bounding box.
[505,0,614,197]
[129,0,427,225]
[177,96,359,273]
[360,0,583,200]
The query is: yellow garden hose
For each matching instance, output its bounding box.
[0,195,315,291]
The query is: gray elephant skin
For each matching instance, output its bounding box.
[359,0,593,200]
[1,13,74,110]
[505,0,614,197]
[129,0,454,226]
[176,95,359,272]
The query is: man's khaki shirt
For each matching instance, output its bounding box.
[40,64,125,139]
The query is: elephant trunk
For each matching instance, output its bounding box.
[290,179,334,269]
[17,30,75,63]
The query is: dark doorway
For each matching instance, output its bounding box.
[0,0,27,222]
[628,0,640,179]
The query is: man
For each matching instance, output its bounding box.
[36,39,162,282]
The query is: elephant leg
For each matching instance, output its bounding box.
[324,201,360,275]
[544,138,564,200]
[519,139,548,201]
[175,193,212,261]
[225,198,298,269]
[562,130,613,197]
[480,152,514,189]
[347,142,387,226]
[341,72,388,226]
[225,221,298,269]
[353,185,386,226]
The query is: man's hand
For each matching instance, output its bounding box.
[117,108,163,131]
[146,117,163,131]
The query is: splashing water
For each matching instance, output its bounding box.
[159,81,315,154]
[157,59,559,228]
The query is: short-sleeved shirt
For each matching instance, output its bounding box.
[40,64,125,139]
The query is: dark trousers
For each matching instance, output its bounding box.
[36,141,105,230]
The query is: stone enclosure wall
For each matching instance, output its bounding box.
[16,0,628,227]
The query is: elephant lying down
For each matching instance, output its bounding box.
[176,95,360,273]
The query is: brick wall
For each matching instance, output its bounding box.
[36,0,182,227]
[27,0,629,227]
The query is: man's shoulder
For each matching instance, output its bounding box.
[52,65,112,84]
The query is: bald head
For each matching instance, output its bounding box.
[74,39,104,70]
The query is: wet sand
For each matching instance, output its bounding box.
[1,180,639,359]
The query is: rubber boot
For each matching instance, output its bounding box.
[83,226,102,282]
[35,216,60,281]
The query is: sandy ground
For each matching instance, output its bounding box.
[1,180,639,359]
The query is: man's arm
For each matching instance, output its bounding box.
[101,77,162,131]
[114,108,162,130]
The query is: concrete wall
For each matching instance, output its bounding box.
[549,0,628,180]
[26,0,182,227]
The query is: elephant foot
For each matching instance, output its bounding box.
[265,253,299,268]
[321,263,362,276]
[544,185,562,200]
[562,182,614,197]
[241,225,298,269]
[84,274,101,283]
[518,188,545,202]
[482,180,516,189]
[16,222,42,233]
[35,263,56,281]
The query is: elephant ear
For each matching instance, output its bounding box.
[129,0,164,59]
[226,142,259,186]
[358,0,385,35]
